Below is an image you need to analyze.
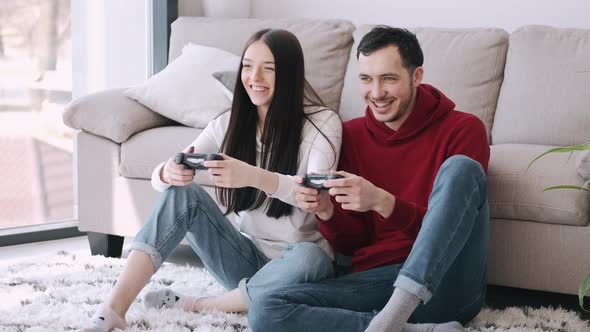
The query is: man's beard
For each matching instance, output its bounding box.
[382,82,414,124]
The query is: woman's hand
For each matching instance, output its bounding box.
[160,146,196,186]
[293,176,334,220]
[204,153,258,188]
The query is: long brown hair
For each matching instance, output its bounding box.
[217,29,332,218]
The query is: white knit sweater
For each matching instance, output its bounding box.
[151,106,342,259]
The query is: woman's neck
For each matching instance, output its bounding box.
[257,106,268,131]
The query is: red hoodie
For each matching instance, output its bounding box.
[319,84,490,272]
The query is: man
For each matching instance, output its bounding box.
[248,26,490,332]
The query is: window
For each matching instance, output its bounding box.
[0,0,74,232]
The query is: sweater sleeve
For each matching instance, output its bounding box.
[150,117,224,192]
[151,162,170,192]
[318,123,371,255]
[268,111,342,206]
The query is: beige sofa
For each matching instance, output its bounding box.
[64,17,590,296]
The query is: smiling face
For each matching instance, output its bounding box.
[241,40,276,114]
[358,45,423,131]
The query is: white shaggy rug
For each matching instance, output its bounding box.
[0,251,588,332]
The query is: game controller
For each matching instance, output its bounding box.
[175,153,223,170]
[302,174,344,190]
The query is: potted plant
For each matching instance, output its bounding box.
[528,143,590,312]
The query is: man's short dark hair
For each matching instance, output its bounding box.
[357,26,424,73]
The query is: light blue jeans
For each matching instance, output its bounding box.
[128,183,334,306]
[248,155,490,332]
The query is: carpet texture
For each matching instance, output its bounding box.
[0,251,588,332]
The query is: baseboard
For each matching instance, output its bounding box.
[0,221,85,247]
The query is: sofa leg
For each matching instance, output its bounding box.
[87,232,124,258]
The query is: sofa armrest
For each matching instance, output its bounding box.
[577,150,590,180]
[63,88,176,143]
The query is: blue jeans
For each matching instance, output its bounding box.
[249,155,490,332]
[128,183,334,306]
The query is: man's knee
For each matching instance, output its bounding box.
[439,155,486,190]
[441,155,484,178]
[248,293,285,332]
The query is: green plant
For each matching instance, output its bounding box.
[527,143,590,312]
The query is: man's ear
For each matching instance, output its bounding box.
[413,66,424,86]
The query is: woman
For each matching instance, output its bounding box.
[82,29,342,331]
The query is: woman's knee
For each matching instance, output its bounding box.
[283,242,333,278]
[286,242,326,258]
[161,183,209,205]
[166,182,204,196]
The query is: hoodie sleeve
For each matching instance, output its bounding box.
[318,124,371,255]
[378,114,489,227]
[377,196,427,235]
[318,202,372,256]
[446,115,490,173]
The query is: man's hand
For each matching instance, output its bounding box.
[325,171,396,219]
[204,153,258,188]
[293,176,334,220]
[160,146,196,186]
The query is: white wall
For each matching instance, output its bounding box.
[72,0,149,98]
[74,0,588,99]
[250,0,590,31]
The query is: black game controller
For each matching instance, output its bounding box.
[175,153,223,170]
[302,174,344,190]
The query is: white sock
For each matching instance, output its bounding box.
[143,288,202,312]
[365,287,420,332]
[404,321,465,332]
[80,305,127,332]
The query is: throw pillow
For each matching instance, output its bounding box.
[125,44,240,128]
[577,149,590,180]
[212,70,237,100]
[62,88,176,143]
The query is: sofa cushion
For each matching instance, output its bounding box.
[169,17,355,112]
[63,88,176,143]
[340,25,509,141]
[492,25,590,146]
[125,44,239,128]
[119,126,202,179]
[488,144,589,226]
